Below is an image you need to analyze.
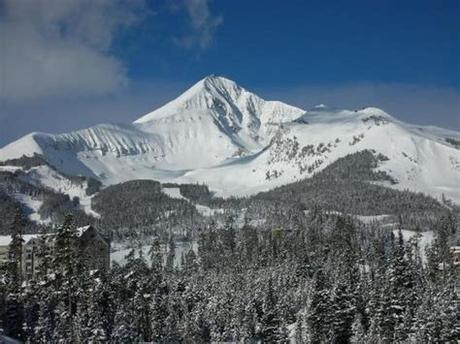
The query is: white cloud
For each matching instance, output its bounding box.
[175,0,223,49]
[0,0,146,101]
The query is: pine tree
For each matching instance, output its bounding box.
[51,214,80,341]
[74,273,110,343]
[3,293,24,341]
[33,300,53,344]
[184,248,199,273]
[437,286,460,343]
[148,238,163,276]
[8,207,24,290]
[3,208,25,340]
[112,307,140,343]
[258,278,285,342]
[53,215,78,277]
[421,281,460,343]
[30,265,56,343]
[294,311,306,344]
[35,235,52,282]
[385,229,420,342]
[307,270,332,344]
[330,279,355,343]
[350,313,367,344]
[150,289,167,342]
[163,298,182,343]
[240,299,257,342]
[166,234,176,272]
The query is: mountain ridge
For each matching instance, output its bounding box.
[1,76,459,203]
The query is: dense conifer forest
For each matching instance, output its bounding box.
[0,207,459,343]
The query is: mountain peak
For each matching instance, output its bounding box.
[134,76,303,125]
[201,74,227,83]
[197,75,243,98]
[201,74,237,88]
[134,76,242,124]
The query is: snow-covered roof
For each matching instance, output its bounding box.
[0,234,40,246]
[76,225,92,238]
[0,225,93,246]
[0,334,23,344]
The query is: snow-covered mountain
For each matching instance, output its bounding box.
[1,75,460,203]
[0,76,303,177]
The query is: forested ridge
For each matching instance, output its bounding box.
[1,151,457,237]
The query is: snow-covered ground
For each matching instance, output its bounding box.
[0,234,40,246]
[162,187,186,200]
[23,165,100,218]
[0,165,22,173]
[393,229,435,262]
[110,240,197,268]
[12,193,50,225]
[13,164,101,218]
[195,204,225,217]
[162,186,225,217]
[0,163,101,225]
[356,214,392,224]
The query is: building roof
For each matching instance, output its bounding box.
[0,334,23,344]
[0,234,40,246]
[0,225,95,247]
[76,225,92,238]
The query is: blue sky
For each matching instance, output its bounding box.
[126,0,459,88]
[1,0,459,146]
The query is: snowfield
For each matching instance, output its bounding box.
[1,76,459,204]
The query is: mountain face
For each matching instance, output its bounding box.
[1,75,460,203]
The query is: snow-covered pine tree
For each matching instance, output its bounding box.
[350,313,367,344]
[306,269,332,344]
[148,238,163,276]
[7,207,24,290]
[3,208,25,340]
[258,278,285,342]
[51,214,80,342]
[165,234,176,272]
[330,278,356,343]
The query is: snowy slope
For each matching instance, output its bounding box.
[173,107,460,203]
[0,76,304,183]
[161,186,225,217]
[19,165,100,218]
[1,76,460,203]
[1,162,100,222]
